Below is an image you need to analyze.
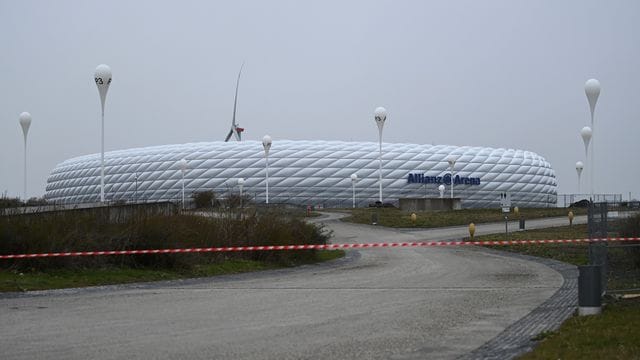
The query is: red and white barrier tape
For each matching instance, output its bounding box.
[1,237,639,259]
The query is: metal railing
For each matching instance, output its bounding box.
[557,193,624,208]
[588,202,640,294]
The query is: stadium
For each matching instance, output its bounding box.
[45,140,558,208]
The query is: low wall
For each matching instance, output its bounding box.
[399,198,461,211]
[0,201,179,221]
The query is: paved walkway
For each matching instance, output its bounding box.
[461,250,577,359]
[0,213,581,360]
[325,213,582,359]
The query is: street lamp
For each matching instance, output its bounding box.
[262,135,272,204]
[438,184,445,199]
[94,64,112,203]
[584,79,600,201]
[576,161,584,194]
[350,173,358,208]
[178,158,188,209]
[580,126,592,158]
[19,112,32,201]
[374,107,387,203]
[237,177,245,208]
[447,155,458,199]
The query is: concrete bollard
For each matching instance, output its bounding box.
[578,265,602,316]
[568,211,574,226]
[410,212,417,226]
[468,223,475,240]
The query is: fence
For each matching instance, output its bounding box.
[588,202,640,294]
[0,201,178,221]
[557,193,624,208]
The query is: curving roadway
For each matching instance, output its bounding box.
[0,214,580,359]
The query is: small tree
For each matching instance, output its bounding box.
[0,193,22,209]
[191,191,218,209]
[26,197,48,206]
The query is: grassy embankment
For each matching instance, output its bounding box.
[0,206,343,292]
[0,251,344,292]
[519,297,640,360]
[343,207,586,228]
[470,216,640,359]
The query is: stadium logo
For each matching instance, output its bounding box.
[407,173,481,185]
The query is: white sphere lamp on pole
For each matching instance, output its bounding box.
[350,173,358,208]
[585,79,601,127]
[374,107,387,203]
[19,112,32,202]
[584,79,600,201]
[575,161,584,194]
[262,135,272,204]
[580,126,592,200]
[580,126,592,158]
[94,64,112,203]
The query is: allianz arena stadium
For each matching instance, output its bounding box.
[45,140,558,208]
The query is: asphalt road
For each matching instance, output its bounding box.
[0,215,577,360]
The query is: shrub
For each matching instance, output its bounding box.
[0,195,22,209]
[192,191,218,209]
[0,206,330,271]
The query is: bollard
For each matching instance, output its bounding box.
[410,213,417,226]
[578,265,602,316]
[514,206,519,218]
[468,223,475,240]
[568,211,574,226]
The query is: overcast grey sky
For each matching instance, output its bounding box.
[1,0,639,201]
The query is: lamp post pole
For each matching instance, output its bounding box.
[94,64,112,203]
[238,178,245,209]
[374,107,387,203]
[580,126,592,200]
[350,173,358,208]
[584,79,600,202]
[178,159,188,210]
[262,135,272,204]
[19,112,32,202]
[447,155,458,199]
[134,173,139,203]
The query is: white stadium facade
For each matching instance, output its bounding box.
[45,140,558,208]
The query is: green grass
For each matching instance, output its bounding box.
[0,250,345,292]
[518,297,640,360]
[470,224,590,266]
[342,207,585,228]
